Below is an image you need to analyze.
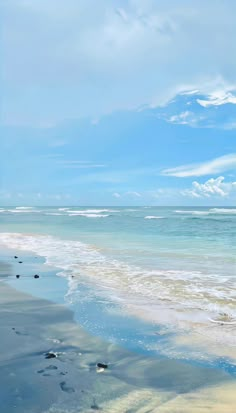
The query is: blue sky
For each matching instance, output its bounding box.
[1,0,236,206]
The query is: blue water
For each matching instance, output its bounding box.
[2,249,236,379]
[0,205,236,372]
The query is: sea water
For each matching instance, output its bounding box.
[0,206,236,370]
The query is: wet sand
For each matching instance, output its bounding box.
[0,261,236,412]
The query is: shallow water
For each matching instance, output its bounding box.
[1,250,236,413]
[0,206,236,364]
[1,205,236,412]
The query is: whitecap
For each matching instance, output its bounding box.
[175,210,209,215]
[45,213,65,216]
[7,209,41,214]
[68,213,109,218]
[67,209,118,214]
[1,232,235,351]
[144,216,164,219]
[209,208,236,214]
[15,206,34,210]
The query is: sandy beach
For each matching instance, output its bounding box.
[1,255,236,413]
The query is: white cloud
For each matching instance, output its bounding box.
[2,0,236,124]
[167,110,205,126]
[125,191,142,197]
[183,176,236,198]
[222,122,236,130]
[0,192,12,199]
[197,91,236,107]
[112,192,121,198]
[168,111,192,124]
[162,154,236,177]
[112,191,142,198]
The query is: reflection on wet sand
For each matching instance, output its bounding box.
[0,278,235,413]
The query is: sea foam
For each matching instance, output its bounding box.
[0,231,235,350]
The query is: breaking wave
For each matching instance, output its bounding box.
[0,232,235,348]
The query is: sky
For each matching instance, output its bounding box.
[1,0,236,206]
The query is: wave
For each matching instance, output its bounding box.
[0,232,235,341]
[175,210,210,215]
[176,208,236,216]
[209,208,236,214]
[67,209,119,214]
[15,206,34,210]
[45,213,65,216]
[68,213,110,218]
[144,216,164,219]
[6,209,42,214]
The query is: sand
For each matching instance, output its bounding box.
[0,270,236,412]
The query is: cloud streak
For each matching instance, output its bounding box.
[56,160,106,169]
[162,154,236,177]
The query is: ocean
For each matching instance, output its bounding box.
[0,206,236,371]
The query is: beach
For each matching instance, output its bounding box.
[1,273,236,413]
[0,206,236,412]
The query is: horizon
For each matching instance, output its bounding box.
[1,205,236,209]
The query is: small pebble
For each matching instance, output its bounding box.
[18,261,23,264]
[34,274,40,279]
[45,352,57,359]
[16,275,20,279]
[97,363,108,369]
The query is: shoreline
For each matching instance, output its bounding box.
[1,234,236,368]
[1,253,236,411]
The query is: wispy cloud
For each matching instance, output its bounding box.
[125,191,142,198]
[162,154,236,177]
[0,191,12,199]
[167,110,206,127]
[3,1,236,125]
[112,191,142,198]
[112,192,121,198]
[57,160,106,169]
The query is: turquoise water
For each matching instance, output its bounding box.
[0,206,236,364]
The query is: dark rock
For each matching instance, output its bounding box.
[18,261,23,264]
[34,274,40,279]
[45,352,57,359]
[16,275,20,279]
[97,363,108,369]
[14,256,18,259]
